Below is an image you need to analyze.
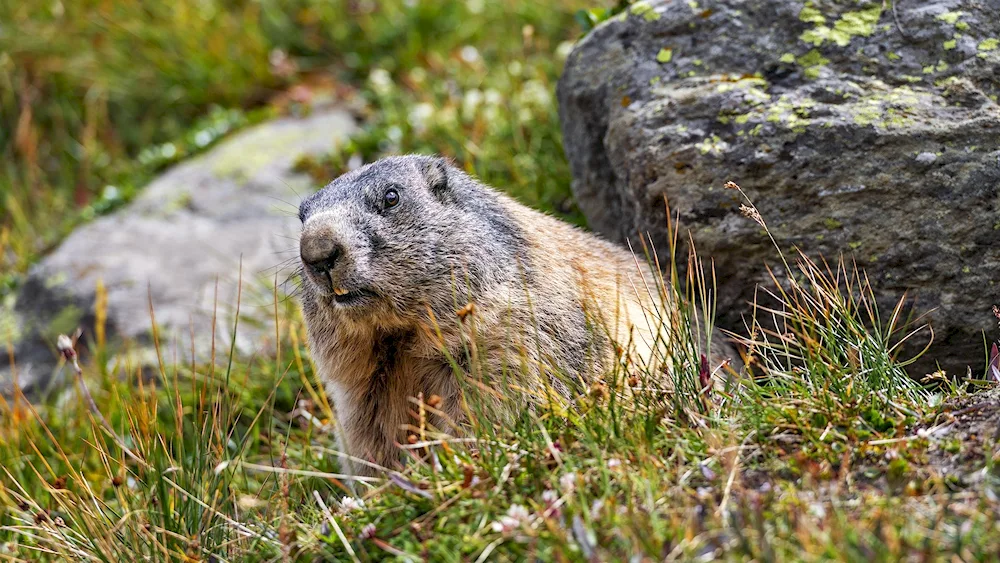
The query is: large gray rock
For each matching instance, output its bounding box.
[558,0,1000,374]
[1,106,357,394]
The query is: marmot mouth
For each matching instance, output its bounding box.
[331,288,375,306]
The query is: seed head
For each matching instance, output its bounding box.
[724,181,740,190]
[739,204,765,227]
[56,334,76,361]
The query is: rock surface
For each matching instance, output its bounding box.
[558,0,1000,373]
[2,106,357,394]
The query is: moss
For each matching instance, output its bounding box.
[797,49,830,79]
[978,38,999,52]
[800,28,828,47]
[799,4,826,24]
[695,134,729,155]
[762,95,814,133]
[44,272,69,289]
[824,218,842,229]
[887,51,901,61]
[779,53,796,63]
[211,128,307,180]
[935,11,963,25]
[656,48,673,63]
[162,191,194,214]
[629,1,660,21]
[833,6,883,40]
[943,39,957,50]
[800,5,883,47]
[850,85,921,129]
[716,76,768,94]
[854,105,882,126]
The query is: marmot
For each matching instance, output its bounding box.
[297,155,729,478]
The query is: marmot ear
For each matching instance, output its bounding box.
[419,156,451,201]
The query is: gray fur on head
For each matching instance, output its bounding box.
[298,155,527,330]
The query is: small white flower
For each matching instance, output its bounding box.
[194,130,213,147]
[101,185,120,201]
[542,490,559,505]
[462,89,484,121]
[556,41,575,60]
[607,458,622,469]
[408,103,435,134]
[491,504,531,533]
[359,523,377,539]
[460,45,480,63]
[160,143,177,159]
[491,516,519,533]
[518,80,552,108]
[559,473,577,493]
[386,125,403,145]
[484,89,503,106]
[369,69,393,96]
[507,504,530,521]
[339,497,365,512]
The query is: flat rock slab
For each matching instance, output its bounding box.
[558,0,1000,374]
[2,106,357,394]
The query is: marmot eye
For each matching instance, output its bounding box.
[383,188,400,209]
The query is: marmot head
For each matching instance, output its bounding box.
[298,155,525,326]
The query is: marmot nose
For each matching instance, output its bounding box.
[300,237,344,273]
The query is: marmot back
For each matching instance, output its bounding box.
[297,155,714,478]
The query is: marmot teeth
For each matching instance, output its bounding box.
[333,287,349,296]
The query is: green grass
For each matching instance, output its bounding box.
[3,0,1000,560]
[2,196,998,559]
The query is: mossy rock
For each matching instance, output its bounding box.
[558,0,1000,375]
[1,107,357,396]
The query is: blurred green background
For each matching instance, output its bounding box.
[1,0,614,295]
